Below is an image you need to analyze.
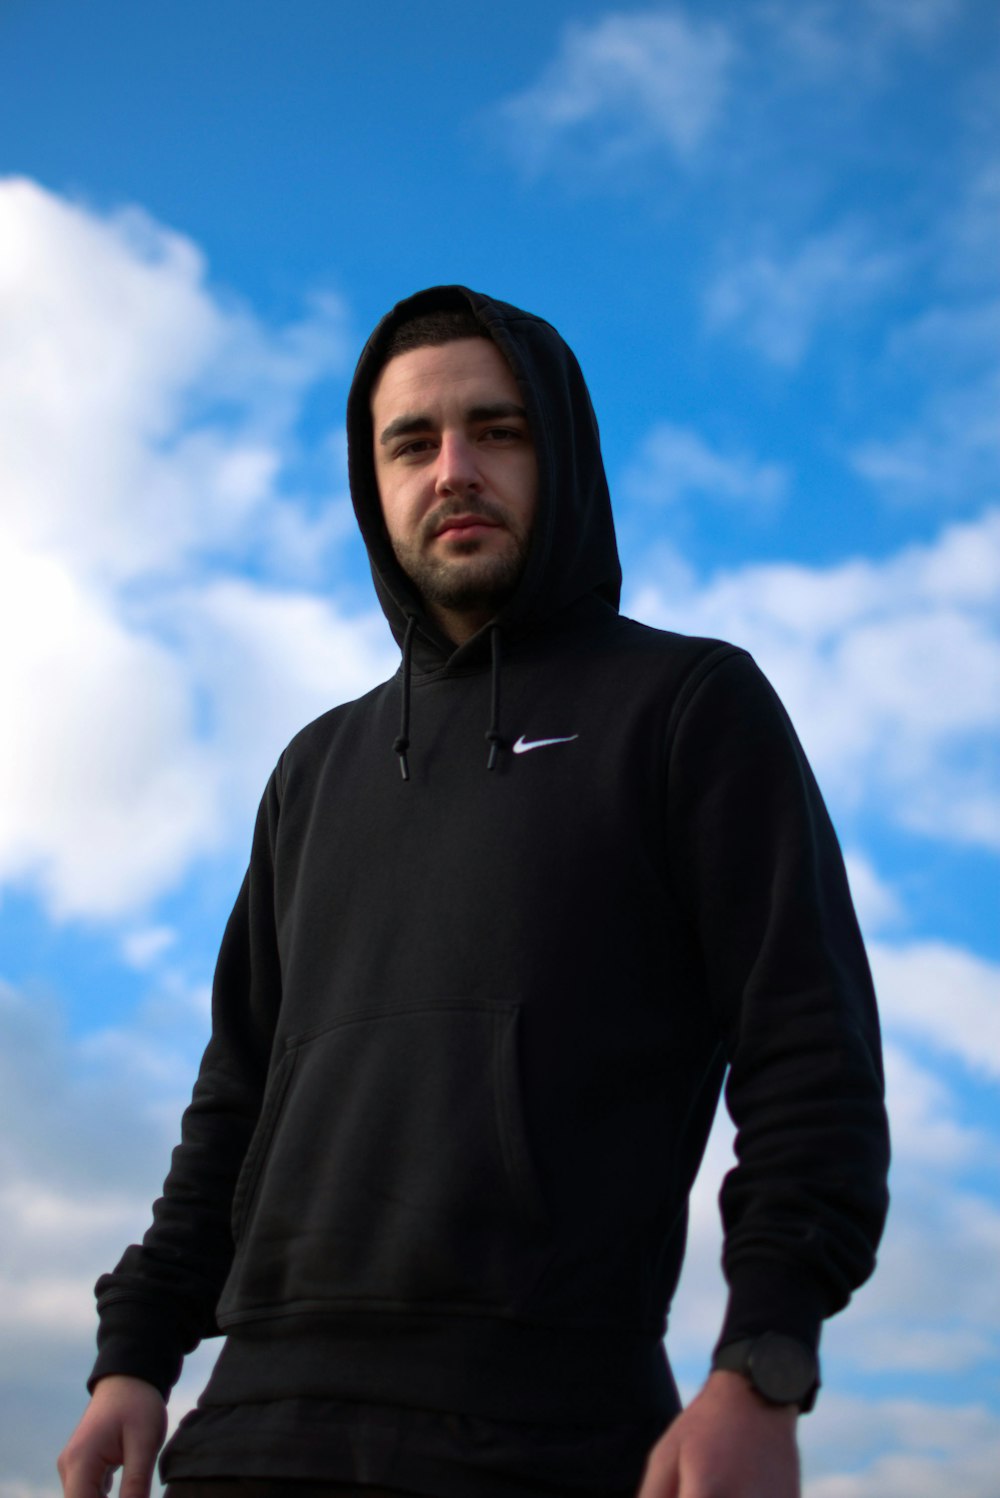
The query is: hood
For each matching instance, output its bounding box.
[346,285,622,665]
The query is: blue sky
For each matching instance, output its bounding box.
[1,1,998,1493]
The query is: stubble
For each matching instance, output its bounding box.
[391,499,531,615]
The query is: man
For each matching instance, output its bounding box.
[59,287,890,1498]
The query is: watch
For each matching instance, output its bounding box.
[712,1332,820,1412]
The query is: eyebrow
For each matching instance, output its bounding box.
[378,401,529,447]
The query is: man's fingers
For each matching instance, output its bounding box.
[118,1420,161,1498]
[57,1448,117,1498]
[58,1378,167,1498]
[636,1435,680,1498]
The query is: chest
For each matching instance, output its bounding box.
[270,653,686,1029]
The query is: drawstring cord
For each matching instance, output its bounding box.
[393,617,504,779]
[486,624,503,771]
[394,614,416,781]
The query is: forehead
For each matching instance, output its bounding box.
[370,337,521,422]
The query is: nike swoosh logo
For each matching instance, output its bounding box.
[512,734,580,755]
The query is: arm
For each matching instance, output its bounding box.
[87,768,285,1397]
[651,650,889,1489]
[666,649,890,1352]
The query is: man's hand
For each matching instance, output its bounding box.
[637,1370,800,1498]
[57,1374,168,1498]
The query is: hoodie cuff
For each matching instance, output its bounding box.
[88,1301,187,1399]
[714,1258,828,1357]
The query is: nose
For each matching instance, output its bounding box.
[434,432,481,497]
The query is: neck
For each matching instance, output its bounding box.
[428,602,496,645]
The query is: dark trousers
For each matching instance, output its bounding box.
[164,1485,420,1497]
[163,1481,621,1497]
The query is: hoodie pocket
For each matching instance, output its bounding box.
[219,999,549,1318]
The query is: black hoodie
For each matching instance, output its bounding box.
[90,287,889,1492]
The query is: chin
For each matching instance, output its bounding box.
[393,531,528,616]
[427,556,523,613]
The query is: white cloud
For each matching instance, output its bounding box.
[668,944,1000,1489]
[121,926,177,969]
[843,851,906,938]
[493,9,735,175]
[852,304,1000,505]
[705,222,904,367]
[803,1394,1000,1498]
[0,1272,105,1338]
[0,980,204,1192]
[883,297,1000,371]
[754,1,856,75]
[667,948,1000,1417]
[871,941,1000,1081]
[843,149,1000,507]
[0,178,396,922]
[0,977,208,1434]
[0,177,349,583]
[0,530,395,920]
[881,1043,982,1170]
[812,1026,1000,1388]
[758,0,961,82]
[629,506,1000,851]
[660,1104,737,1387]
[0,537,222,918]
[622,421,788,508]
[947,159,1000,289]
[491,1,962,187]
[156,577,397,818]
[0,979,220,1493]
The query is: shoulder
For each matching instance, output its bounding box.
[273,673,398,792]
[603,610,741,663]
[595,612,754,697]
[591,616,807,765]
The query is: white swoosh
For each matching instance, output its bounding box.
[512,734,579,754]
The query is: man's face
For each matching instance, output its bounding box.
[370,338,538,641]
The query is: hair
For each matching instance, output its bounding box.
[380,307,490,364]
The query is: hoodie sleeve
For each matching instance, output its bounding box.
[666,648,890,1357]
[88,769,284,1398]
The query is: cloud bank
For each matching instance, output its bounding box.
[1,162,997,1496]
[0,178,395,921]
[628,505,1000,853]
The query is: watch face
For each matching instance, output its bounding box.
[750,1332,818,1405]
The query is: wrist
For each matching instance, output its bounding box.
[706,1369,799,1420]
[711,1332,820,1412]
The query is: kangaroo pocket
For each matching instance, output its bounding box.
[217,999,550,1320]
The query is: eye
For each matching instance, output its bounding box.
[394,437,437,459]
[481,426,523,444]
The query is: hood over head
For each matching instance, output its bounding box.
[346,285,622,662]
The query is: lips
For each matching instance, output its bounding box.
[433,514,502,540]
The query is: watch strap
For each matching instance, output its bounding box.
[712,1331,820,1412]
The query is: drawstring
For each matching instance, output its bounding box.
[485,624,503,771]
[392,617,504,778]
[394,614,416,781]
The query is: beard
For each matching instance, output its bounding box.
[390,498,531,617]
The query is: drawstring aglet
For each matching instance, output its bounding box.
[394,736,410,781]
[485,730,502,772]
